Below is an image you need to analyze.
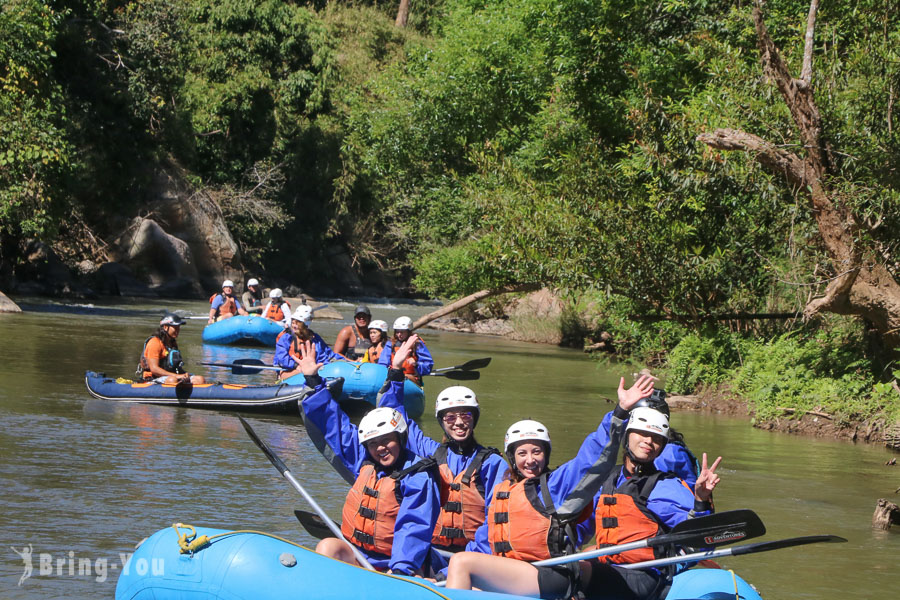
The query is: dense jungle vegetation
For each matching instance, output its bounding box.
[2,0,899,425]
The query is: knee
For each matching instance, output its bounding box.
[315,537,341,557]
[448,552,476,572]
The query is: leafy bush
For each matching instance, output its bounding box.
[665,331,740,395]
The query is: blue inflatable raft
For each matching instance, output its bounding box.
[85,371,309,412]
[285,361,425,417]
[115,526,764,600]
[202,316,284,346]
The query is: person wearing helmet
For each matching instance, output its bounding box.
[444,376,656,599]
[241,278,264,314]
[599,387,700,488]
[333,305,373,361]
[273,304,340,380]
[261,288,291,327]
[207,280,249,323]
[295,339,440,575]
[376,316,434,384]
[578,407,723,600]
[137,314,206,385]
[377,335,506,564]
[361,320,389,363]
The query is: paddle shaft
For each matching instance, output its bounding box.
[238,417,375,571]
[621,535,846,571]
[201,361,283,373]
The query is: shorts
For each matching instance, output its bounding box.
[536,564,579,600]
[580,560,669,600]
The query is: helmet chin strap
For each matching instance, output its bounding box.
[623,433,662,477]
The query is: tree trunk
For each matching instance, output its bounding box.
[696,0,900,350]
[412,283,542,331]
[395,0,410,28]
[872,498,900,530]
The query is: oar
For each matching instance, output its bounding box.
[433,358,491,373]
[532,509,765,567]
[425,370,481,381]
[201,359,283,375]
[621,534,846,571]
[238,416,375,571]
[294,509,454,560]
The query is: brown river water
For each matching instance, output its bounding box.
[0,297,898,598]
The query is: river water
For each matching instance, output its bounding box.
[0,297,897,598]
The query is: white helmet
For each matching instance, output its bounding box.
[626,407,670,439]
[369,319,388,333]
[358,407,408,444]
[247,278,259,287]
[291,305,313,325]
[222,279,235,288]
[269,288,283,299]
[435,386,479,417]
[504,419,551,452]
[393,316,413,331]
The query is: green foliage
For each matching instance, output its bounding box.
[0,0,73,241]
[665,331,740,395]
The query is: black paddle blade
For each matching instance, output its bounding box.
[666,509,765,548]
[440,370,481,381]
[458,357,491,371]
[238,416,289,475]
[294,509,338,541]
[732,535,846,557]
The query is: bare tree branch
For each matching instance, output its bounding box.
[799,0,819,86]
[697,128,808,188]
[413,283,543,330]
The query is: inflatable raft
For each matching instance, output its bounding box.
[284,361,425,417]
[85,371,309,412]
[202,316,284,346]
[115,525,764,600]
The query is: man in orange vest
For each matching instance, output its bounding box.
[208,279,249,323]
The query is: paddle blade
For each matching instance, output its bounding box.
[438,370,481,381]
[665,509,766,548]
[239,416,289,475]
[294,509,337,541]
[732,535,846,557]
[458,357,491,371]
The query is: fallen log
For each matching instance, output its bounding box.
[412,283,541,330]
[777,407,833,420]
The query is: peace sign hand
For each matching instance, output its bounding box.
[694,453,722,502]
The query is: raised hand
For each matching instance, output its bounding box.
[617,374,656,411]
[298,339,324,377]
[694,453,722,502]
[391,334,420,369]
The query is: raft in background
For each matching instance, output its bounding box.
[284,361,425,417]
[115,526,764,600]
[84,371,309,412]
[202,316,284,346]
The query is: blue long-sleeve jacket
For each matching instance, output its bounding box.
[377,339,434,376]
[300,383,440,575]
[467,410,628,555]
[599,411,699,488]
[378,378,507,559]
[274,330,340,370]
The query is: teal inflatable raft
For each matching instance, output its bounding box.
[115,526,763,600]
[285,361,425,417]
[202,316,284,346]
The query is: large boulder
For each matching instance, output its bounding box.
[12,240,94,297]
[92,262,154,297]
[0,290,21,312]
[110,218,203,296]
[147,164,243,292]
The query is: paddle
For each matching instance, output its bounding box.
[533,509,765,567]
[238,416,375,571]
[201,359,283,375]
[426,370,481,381]
[621,534,846,571]
[294,509,454,560]
[433,358,491,373]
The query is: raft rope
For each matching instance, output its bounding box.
[728,569,740,599]
[170,523,453,600]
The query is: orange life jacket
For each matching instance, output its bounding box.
[594,469,691,564]
[389,342,421,385]
[431,445,499,550]
[487,473,582,562]
[340,460,433,557]
[362,343,383,364]
[210,293,237,318]
[264,301,290,322]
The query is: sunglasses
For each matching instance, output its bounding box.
[441,411,474,424]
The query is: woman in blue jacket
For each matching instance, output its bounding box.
[377,316,433,384]
[296,339,440,575]
[274,305,340,381]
